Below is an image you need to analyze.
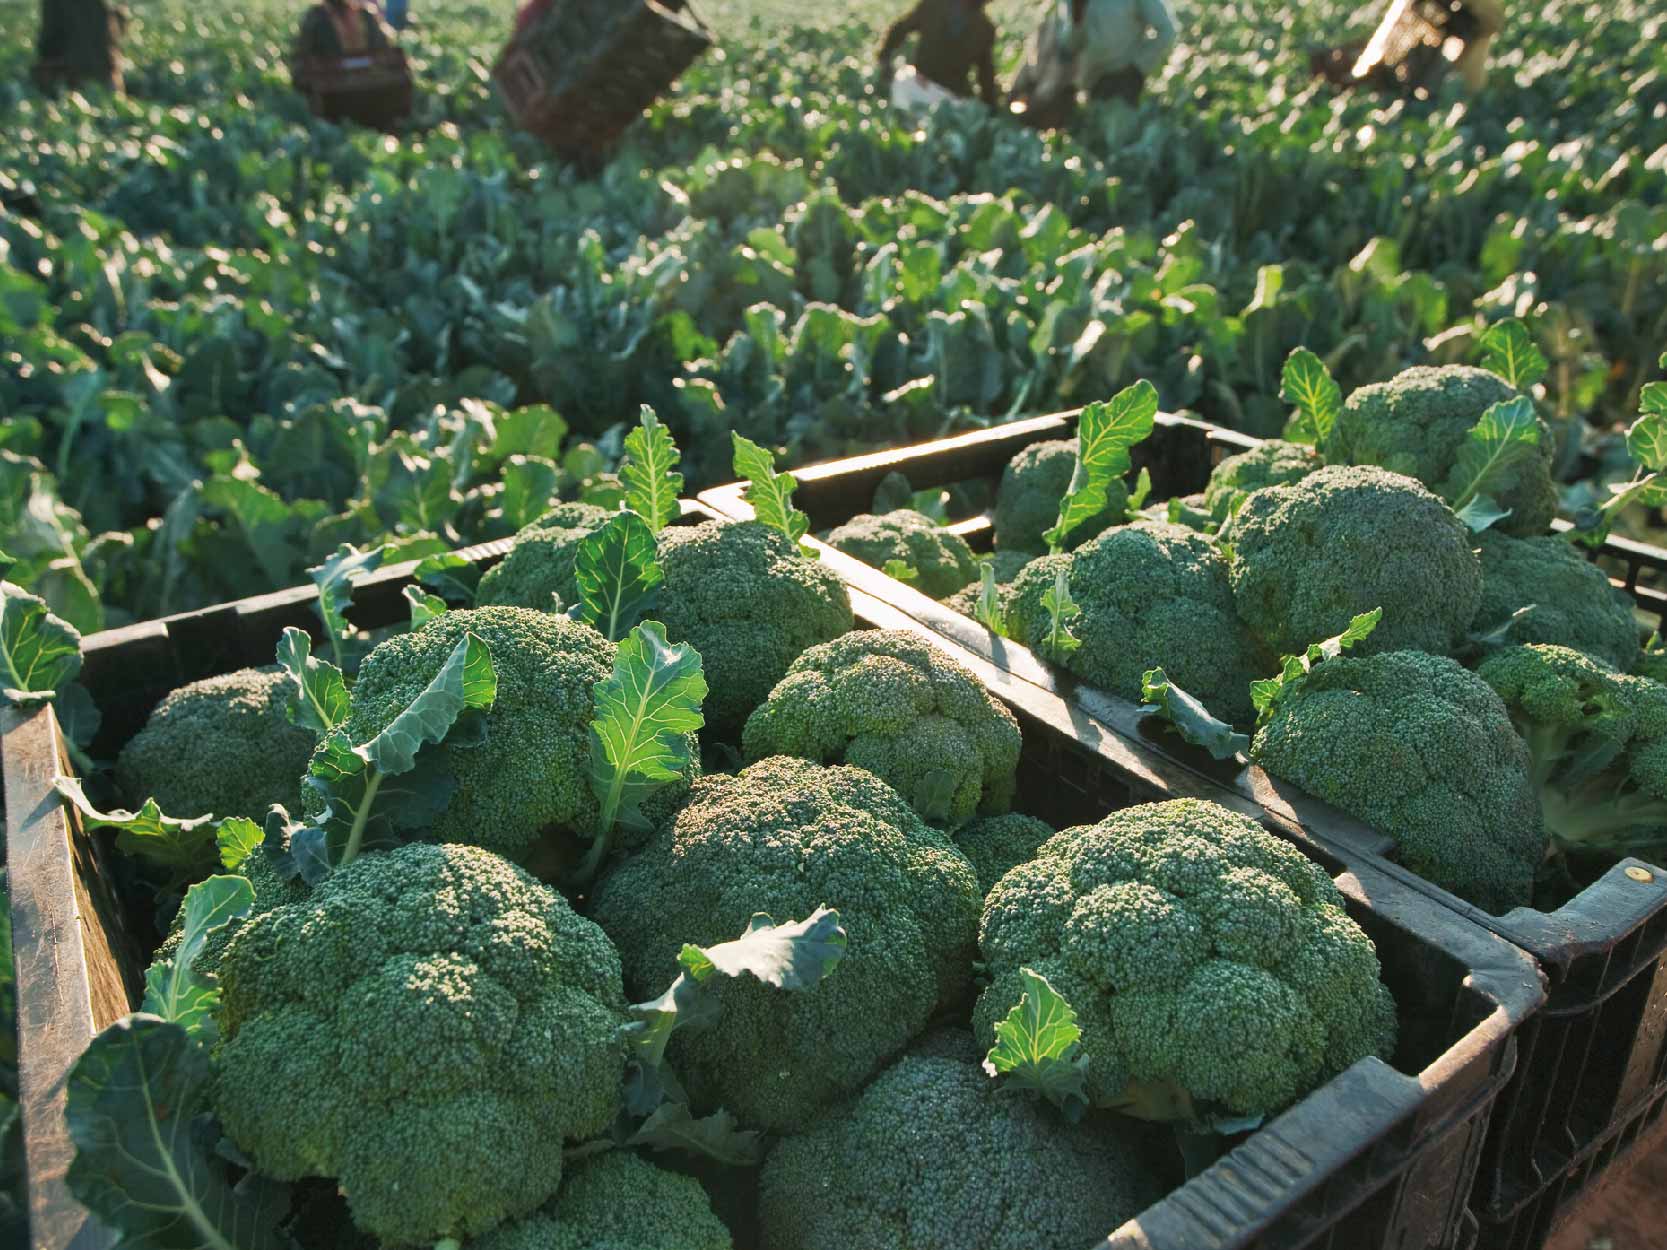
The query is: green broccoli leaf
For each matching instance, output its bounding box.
[66,1016,294,1250]
[141,876,255,1042]
[499,456,561,533]
[1168,494,1216,530]
[622,406,684,534]
[982,967,1089,1120]
[358,631,497,775]
[54,775,218,875]
[1453,495,1514,534]
[307,543,388,669]
[732,432,810,545]
[580,621,707,883]
[1570,369,1667,546]
[0,581,82,705]
[1479,319,1549,391]
[1139,668,1250,760]
[215,816,264,872]
[1251,608,1383,726]
[1126,466,1153,517]
[571,511,663,642]
[973,560,1008,637]
[881,558,919,583]
[403,585,447,630]
[1279,348,1342,446]
[414,552,482,604]
[1446,396,1542,522]
[1043,381,1158,552]
[1039,566,1081,660]
[275,626,350,736]
[626,1102,761,1167]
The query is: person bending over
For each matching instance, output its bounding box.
[877,0,1000,107]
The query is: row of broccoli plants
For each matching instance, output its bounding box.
[816,324,1667,916]
[0,414,1403,1250]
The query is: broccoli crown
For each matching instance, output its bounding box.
[654,520,853,735]
[1477,644,1667,862]
[1203,440,1320,522]
[1323,365,1556,536]
[1252,649,1545,913]
[115,666,317,822]
[1007,522,1267,725]
[740,630,1021,829]
[320,607,689,865]
[826,509,980,599]
[468,1152,732,1250]
[589,757,981,1132]
[1474,531,1642,672]
[954,812,1055,894]
[474,502,613,611]
[213,843,628,1246]
[972,799,1397,1120]
[942,549,1035,619]
[993,438,1128,553]
[758,1049,1167,1250]
[1227,465,1482,658]
[149,829,311,979]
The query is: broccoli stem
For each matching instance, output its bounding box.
[338,770,384,868]
[1541,786,1667,856]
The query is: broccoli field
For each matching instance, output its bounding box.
[4,0,1667,1247]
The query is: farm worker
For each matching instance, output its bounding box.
[295,0,394,59]
[1452,0,1503,90]
[1070,0,1177,104]
[32,0,126,93]
[876,0,1001,108]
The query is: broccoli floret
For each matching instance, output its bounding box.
[993,438,1128,553]
[1323,365,1556,536]
[740,630,1021,829]
[1203,440,1320,522]
[115,666,317,821]
[1474,531,1642,671]
[468,1152,732,1250]
[214,843,628,1245]
[590,758,980,1132]
[318,606,692,865]
[654,520,853,736]
[1007,522,1266,725]
[1477,645,1667,866]
[826,510,979,599]
[475,503,613,610]
[942,550,1034,619]
[1227,465,1482,658]
[973,799,1397,1121]
[1252,650,1545,913]
[954,812,1054,894]
[758,1049,1167,1250]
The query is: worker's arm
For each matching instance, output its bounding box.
[877,4,924,67]
[1134,0,1178,75]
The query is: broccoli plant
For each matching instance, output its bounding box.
[1043,381,1158,553]
[1568,351,1667,547]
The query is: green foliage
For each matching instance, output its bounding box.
[1279,349,1342,446]
[275,627,350,735]
[1250,609,1383,727]
[1141,667,1251,759]
[974,559,1009,636]
[981,967,1090,1117]
[140,876,255,1042]
[732,433,809,545]
[1447,396,1545,530]
[0,581,81,705]
[1479,319,1550,391]
[571,512,664,641]
[1039,565,1081,660]
[404,584,447,628]
[621,407,684,534]
[308,543,387,670]
[1571,353,1667,546]
[1043,381,1158,552]
[55,776,219,879]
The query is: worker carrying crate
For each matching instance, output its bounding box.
[1311,0,1504,97]
[494,0,713,165]
[291,0,414,130]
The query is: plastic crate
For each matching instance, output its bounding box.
[4,503,1545,1250]
[699,407,1667,1227]
[492,0,710,158]
[293,47,413,129]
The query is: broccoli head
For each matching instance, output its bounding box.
[213,843,628,1245]
[115,666,317,821]
[1227,465,1482,657]
[758,1048,1167,1250]
[942,550,1035,619]
[149,827,310,980]
[954,812,1055,894]
[1323,365,1556,536]
[654,520,853,735]
[474,502,613,611]
[1251,649,1545,913]
[973,799,1397,1121]
[1007,522,1266,725]
[1478,644,1667,866]
[318,606,693,865]
[590,757,981,1132]
[1203,439,1320,522]
[826,509,980,599]
[740,630,1021,829]
[1474,531,1641,671]
[993,437,1128,553]
[469,1152,732,1250]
